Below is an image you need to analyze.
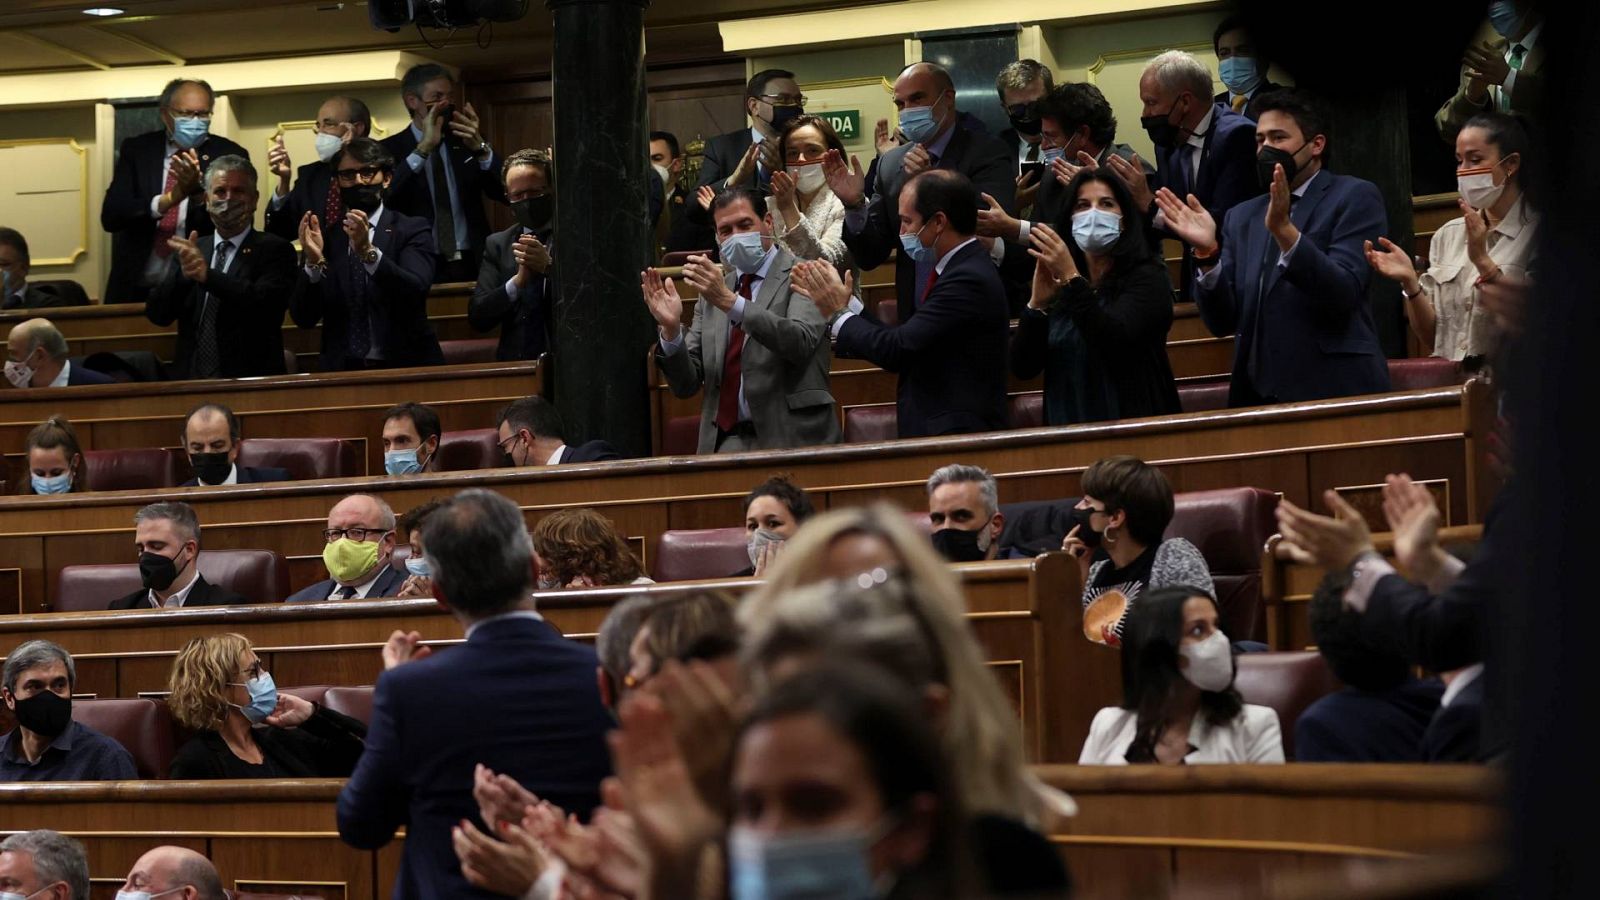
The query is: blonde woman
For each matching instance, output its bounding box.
[167,632,365,779]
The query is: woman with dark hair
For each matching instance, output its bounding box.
[769,114,854,267]
[530,508,653,588]
[741,473,815,576]
[18,415,87,495]
[1366,111,1536,364]
[1009,167,1179,425]
[1079,586,1283,765]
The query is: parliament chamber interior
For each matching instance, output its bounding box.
[0,0,1588,898]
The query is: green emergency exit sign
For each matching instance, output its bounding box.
[821,110,861,139]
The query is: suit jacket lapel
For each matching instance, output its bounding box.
[752,253,792,312]
[939,125,970,169]
[1259,172,1332,301]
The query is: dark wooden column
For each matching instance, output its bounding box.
[546,0,655,457]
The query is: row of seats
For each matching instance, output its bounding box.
[74,338,503,384]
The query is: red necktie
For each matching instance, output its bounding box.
[154,160,180,258]
[714,274,757,432]
[920,266,939,304]
[324,176,343,231]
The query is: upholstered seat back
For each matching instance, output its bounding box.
[437,428,502,472]
[83,448,182,491]
[1234,651,1343,759]
[238,438,361,480]
[71,698,176,779]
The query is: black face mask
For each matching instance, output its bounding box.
[931,527,989,563]
[1008,111,1042,137]
[341,183,385,214]
[12,689,71,739]
[190,451,231,486]
[139,549,186,592]
[1069,505,1105,549]
[767,104,804,131]
[1256,142,1306,190]
[1140,97,1188,149]
[512,196,553,231]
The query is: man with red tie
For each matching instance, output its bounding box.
[641,188,840,453]
[263,96,373,243]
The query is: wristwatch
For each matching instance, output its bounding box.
[360,247,380,265]
[476,140,491,158]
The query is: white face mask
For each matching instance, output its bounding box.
[1457,168,1507,210]
[791,162,826,194]
[314,131,345,163]
[746,528,785,568]
[115,887,185,900]
[4,357,34,388]
[652,162,674,191]
[1178,630,1234,693]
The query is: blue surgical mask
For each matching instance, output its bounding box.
[172,116,210,150]
[404,555,431,578]
[228,671,279,724]
[728,824,880,900]
[1071,207,1123,253]
[1041,146,1066,164]
[898,221,935,264]
[1488,0,1525,38]
[31,472,71,495]
[384,447,426,476]
[898,100,945,145]
[720,231,769,275]
[1218,57,1261,97]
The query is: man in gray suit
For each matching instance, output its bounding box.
[641,188,840,453]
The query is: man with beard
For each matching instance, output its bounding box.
[290,137,443,371]
[470,149,556,360]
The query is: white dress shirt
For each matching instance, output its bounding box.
[545,444,567,465]
[405,122,495,256]
[1078,704,1285,764]
[48,361,71,388]
[658,245,778,423]
[1184,105,1216,187]
[830,237,975,338]
[147,568,202,609]
[1499,21,1541,109]
[326,565,387,601]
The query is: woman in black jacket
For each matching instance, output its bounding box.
[166,632,365,779]
[1009,168,1179,425]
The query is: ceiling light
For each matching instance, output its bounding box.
[82,7,126,16]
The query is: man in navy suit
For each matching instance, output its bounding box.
[337,489,613,899]
[470,149,554,361]
[289,138,443,371]
[287,494,406,602]
[495,395,623,466]
[178,404,290,487]
[100,79,250,305]
[1158,89,1390,406]
[1212,15,1286,121]
[263,96,372,242]
[4,319,113,388]
[798,170,1010,438]
[380,64,506,283]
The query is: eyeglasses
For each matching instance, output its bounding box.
[168,109,213,120]
[234,661,266,680]
[335,166,387,185]
[1006,102,1039,120]
[323,527,390,543]
[756,93,807,108]
[497,433,523,453]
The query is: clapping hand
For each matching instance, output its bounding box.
[1264,162,1298,251]
[381,630,432,670]
[769,168,800,219]
[1462,42,1512,103]
[268,135,292,195]
[344,208,372,255]
[902,143,932,178]
[1382,474,1448,584]
[874,117,899,156]
[298,212,325,266]
[1459,199,1495,271]
[728,140,762,188]
[512,234,550,288]
[694,184,716,211]
[976,192,1022,241]
[453,815,547,897]
[1104,152,1152,211]
[644,659,740,808]
[822,148,866,207]
[473,763,541,831]
[1152,187,1219,256]
[168,230,208,283]
[449,103,486,157]
[1364,237,1420,292]
[1053,150,1099,188]
[1275,490,1375,570]
[681,254,736,313]
[1027,223,1078,283]
[789,259,854,318]
[396,574,433,600]
[609,692,723,893]
[170,150,203,198]
[640,267,684,341]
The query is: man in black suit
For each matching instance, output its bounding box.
[178,403,289,487]
[287,494,407,602]
[650,130,712,256]
[4,319,113,388]
[1213,15,1285,121]
[0,230,87,310]
[469,149,553,361]
[290,138,443,371]
[263,96,372,242]
[108,502,247,610]
[994,60,1054,218]
[146,155,294,380]
[337,490,613,899]
[828,62,1017,317]
[380,64,505,283]
[798,170,1010,438]
[690,68,803,221]
[495,395,622,466]
[100,78,249,305]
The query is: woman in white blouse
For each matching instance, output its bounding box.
[1366,111,1537,363]
[1079,586,1284,765]
[767,115,854,269]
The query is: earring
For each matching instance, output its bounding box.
[1104,525,1117,544]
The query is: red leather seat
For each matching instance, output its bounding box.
[652,527,750,581]
[1008,392,1045,429]
[437,428,503,472]
[54,549,289,611]
[1234,651,1342,759]
[238,438,360,480]
[83,448,183,491]
[843,405,897,443]
[1165,488,1279,643]
[1177,380,1232,413]
[70,697,175,779]
[228,892,328,900]
[1388,357,1463,390]
[324,686,375,726]
[440,338,500,366]
[660,250,712,269]
[663,416,700,456]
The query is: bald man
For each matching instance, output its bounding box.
[4,319,113,389]
[119,845,225,900]
[287,493,406,602]
[178,403,289,487]
[264,95,373,242]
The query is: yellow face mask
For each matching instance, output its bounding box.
[323,536,382,584]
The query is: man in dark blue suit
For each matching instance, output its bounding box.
[495,395,623,466]
[470,149,554,361]
[797,170,1010,438]
[4,319,113,388]
[337,489,613,899]
[380,64,506,284]
[289,138,443,371]
[1159,89,1390,406]
[287,493,406,602]
[691,69,802,205]
[178,404,290,487]
[263,96,372,242]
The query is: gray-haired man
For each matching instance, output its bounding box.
[1,642,136,783]
[108,501,247,610]
[926,463,1008,562]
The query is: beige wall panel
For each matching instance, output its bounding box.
[0,105,99,294]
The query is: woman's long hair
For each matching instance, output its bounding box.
[1119,586,1243,763]
[1055,168,1158,286]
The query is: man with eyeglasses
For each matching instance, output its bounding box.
[264,95,373,242]
[690,69,805,223]
[470,149,555,361]
[289,137,443,371]
[995,59,1054,216]
[381,63,506,283]
[101,78,250,305]
[287,493,406,602]
[494,395,621,466]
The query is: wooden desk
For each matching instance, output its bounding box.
[0,553,1112,764]
[0,381,1497,616]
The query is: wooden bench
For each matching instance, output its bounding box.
[0,380,1497,614]
[0,553,1112,765]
